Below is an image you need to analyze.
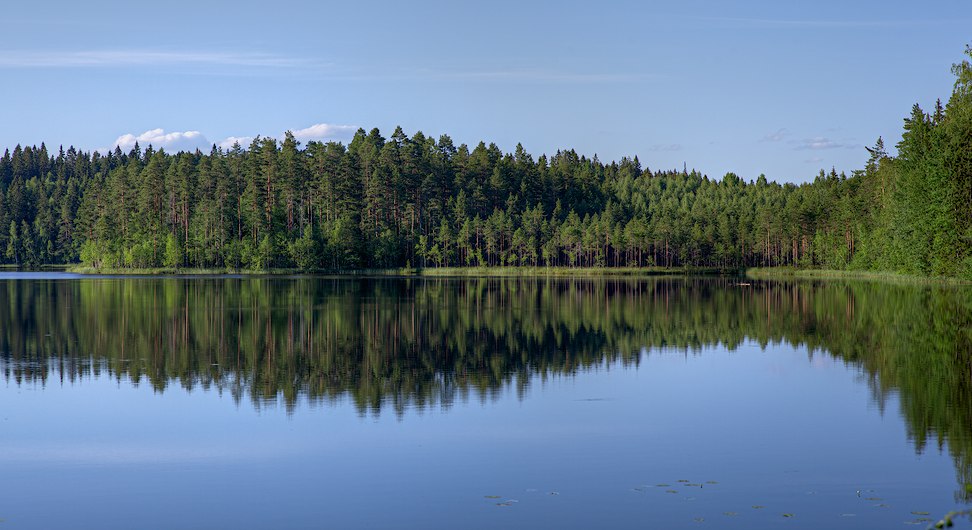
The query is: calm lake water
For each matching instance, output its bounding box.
[1,274,970,529]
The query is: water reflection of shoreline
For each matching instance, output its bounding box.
[1,277,970,501]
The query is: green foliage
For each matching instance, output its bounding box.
[288,228,319,270]
[124,240,156,268]
[163,233,183,268]
[252,234,273,270]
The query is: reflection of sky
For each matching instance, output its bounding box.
[0,272,86,280]
[0,342,962,529]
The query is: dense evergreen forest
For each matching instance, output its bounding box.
[1,48,970,275]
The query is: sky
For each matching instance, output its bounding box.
[0,0,970,184]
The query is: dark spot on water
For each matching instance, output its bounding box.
[912,511,930,515]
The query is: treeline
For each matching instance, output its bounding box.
[1,48,970,275]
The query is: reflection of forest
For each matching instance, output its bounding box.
[1,277,970,498]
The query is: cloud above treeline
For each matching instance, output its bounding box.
[113,129,209,153]
[110,123,358,153]
[290,123,357,142]
[217,136,255,150]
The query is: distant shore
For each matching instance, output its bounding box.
[745,267,971,285]
[2,265,959,284]
[61,265,731,277]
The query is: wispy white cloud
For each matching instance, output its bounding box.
[332,66,664,84]
[114,128,210,153]
[794,136,858,150]
[433,69,656,83]
[804,156,825,164]
[644,143,683,152]
[761,128,788,142]
[290,123,358,143]
[695,16,968,29]
[0,50,313,69]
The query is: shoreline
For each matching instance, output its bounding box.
[2,265,962,284]
[745,267,971,285]
[61,265,732,277]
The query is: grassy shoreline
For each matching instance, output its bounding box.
[745,267,972,284]
[63,265,730,277]
[43,265,972,284]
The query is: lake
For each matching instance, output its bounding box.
[0,274,970,529]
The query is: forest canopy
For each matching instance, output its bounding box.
[1,46,970,277]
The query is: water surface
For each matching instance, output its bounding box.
[0,275,970,528]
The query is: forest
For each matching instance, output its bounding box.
[0,47,970,276]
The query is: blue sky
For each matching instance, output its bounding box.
[1,0,969,183]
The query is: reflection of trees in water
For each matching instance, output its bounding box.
[0,277,970,499]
